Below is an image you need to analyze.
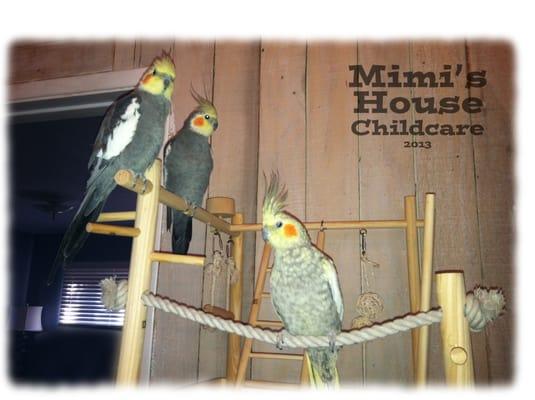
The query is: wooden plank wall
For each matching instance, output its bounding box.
[9,40,513,385]
[357,42,415,382]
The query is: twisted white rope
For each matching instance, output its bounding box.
[141,291,443,348]
[100,277,505,348]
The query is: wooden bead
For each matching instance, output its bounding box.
[450,347,468,365]
[206,197,236,218]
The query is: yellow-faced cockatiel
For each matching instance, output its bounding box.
[163,92,218,254]
[262,173,344,388]
[47,54,176,285]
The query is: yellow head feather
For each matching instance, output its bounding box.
[151,54,176,79]
[138,52,176,100]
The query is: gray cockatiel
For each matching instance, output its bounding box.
[164,92,218,254]
[261,173,344,388]
[47,55,176,285]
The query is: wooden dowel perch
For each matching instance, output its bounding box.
[159,188,232,235]
[150,252,205,266]
[230,219,424,233]
[115,169,153,194]
[97,211,136,222]
[86,223,140,237]
[436,271,474,386]
[113,168,232,235]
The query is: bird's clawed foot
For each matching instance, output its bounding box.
[276,331,286,350]
[138,174,149,194]
[128,170,149,194]
[183,198,198,217]
[328,331,338,353]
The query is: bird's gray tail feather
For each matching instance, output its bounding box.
[47,169,116,285]
[169,210,192,254]
[306,348,340,389]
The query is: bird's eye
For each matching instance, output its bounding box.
[204,114,210,120]
[275,221,283,228]
[153,69,158,76]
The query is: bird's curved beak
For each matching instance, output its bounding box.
[163,77,172,90]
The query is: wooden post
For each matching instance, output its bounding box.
[436,271,474,386]
[227,212,244,382]
[404,195,421,380]
[116,160,161,384]
[235,243,272,385]
[416,193,435,385]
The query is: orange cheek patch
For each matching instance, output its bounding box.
[193,116,205,127]
[283,224,298,238]
[142,74,152,84]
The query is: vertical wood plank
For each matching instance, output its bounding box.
[252,41,307,384]
[357,42,415,383]
[197,41,261,382]
[113,41,137,70]
[150,41,215,384]
[9,41,115,83]
[410,41,488,383]
[466,41,513,383]
[305,41,363,384]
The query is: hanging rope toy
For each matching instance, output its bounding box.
[352,229,384,329]
[202,229,239,330]
[100,277,128,310]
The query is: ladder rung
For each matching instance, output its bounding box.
[261,292,271,298]
[250,352,303,361]
[256,320,283,328]
[86,223,140,237]
[150,252,205,266]
[96,211,136,222]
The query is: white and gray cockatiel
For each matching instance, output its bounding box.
[163,92,218,254]
[47,55,176,285]
[261,173,344,388]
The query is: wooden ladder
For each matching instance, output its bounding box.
[235,230,327,387]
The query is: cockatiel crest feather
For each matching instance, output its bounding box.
[262,171,288,223]
[190,86,217,116]
[152,52,176,79]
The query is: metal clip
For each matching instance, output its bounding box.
[226,238,233,258]
[213,230,224,253]
[359,228,367,257]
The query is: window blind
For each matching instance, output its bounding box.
[59,267,128,327]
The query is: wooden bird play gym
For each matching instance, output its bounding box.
[89,160,504,388]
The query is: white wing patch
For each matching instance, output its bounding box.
[321,257,344,322]
[163,141,173,185]
[97,98,141,160]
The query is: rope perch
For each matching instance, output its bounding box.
[100,278,505,348]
